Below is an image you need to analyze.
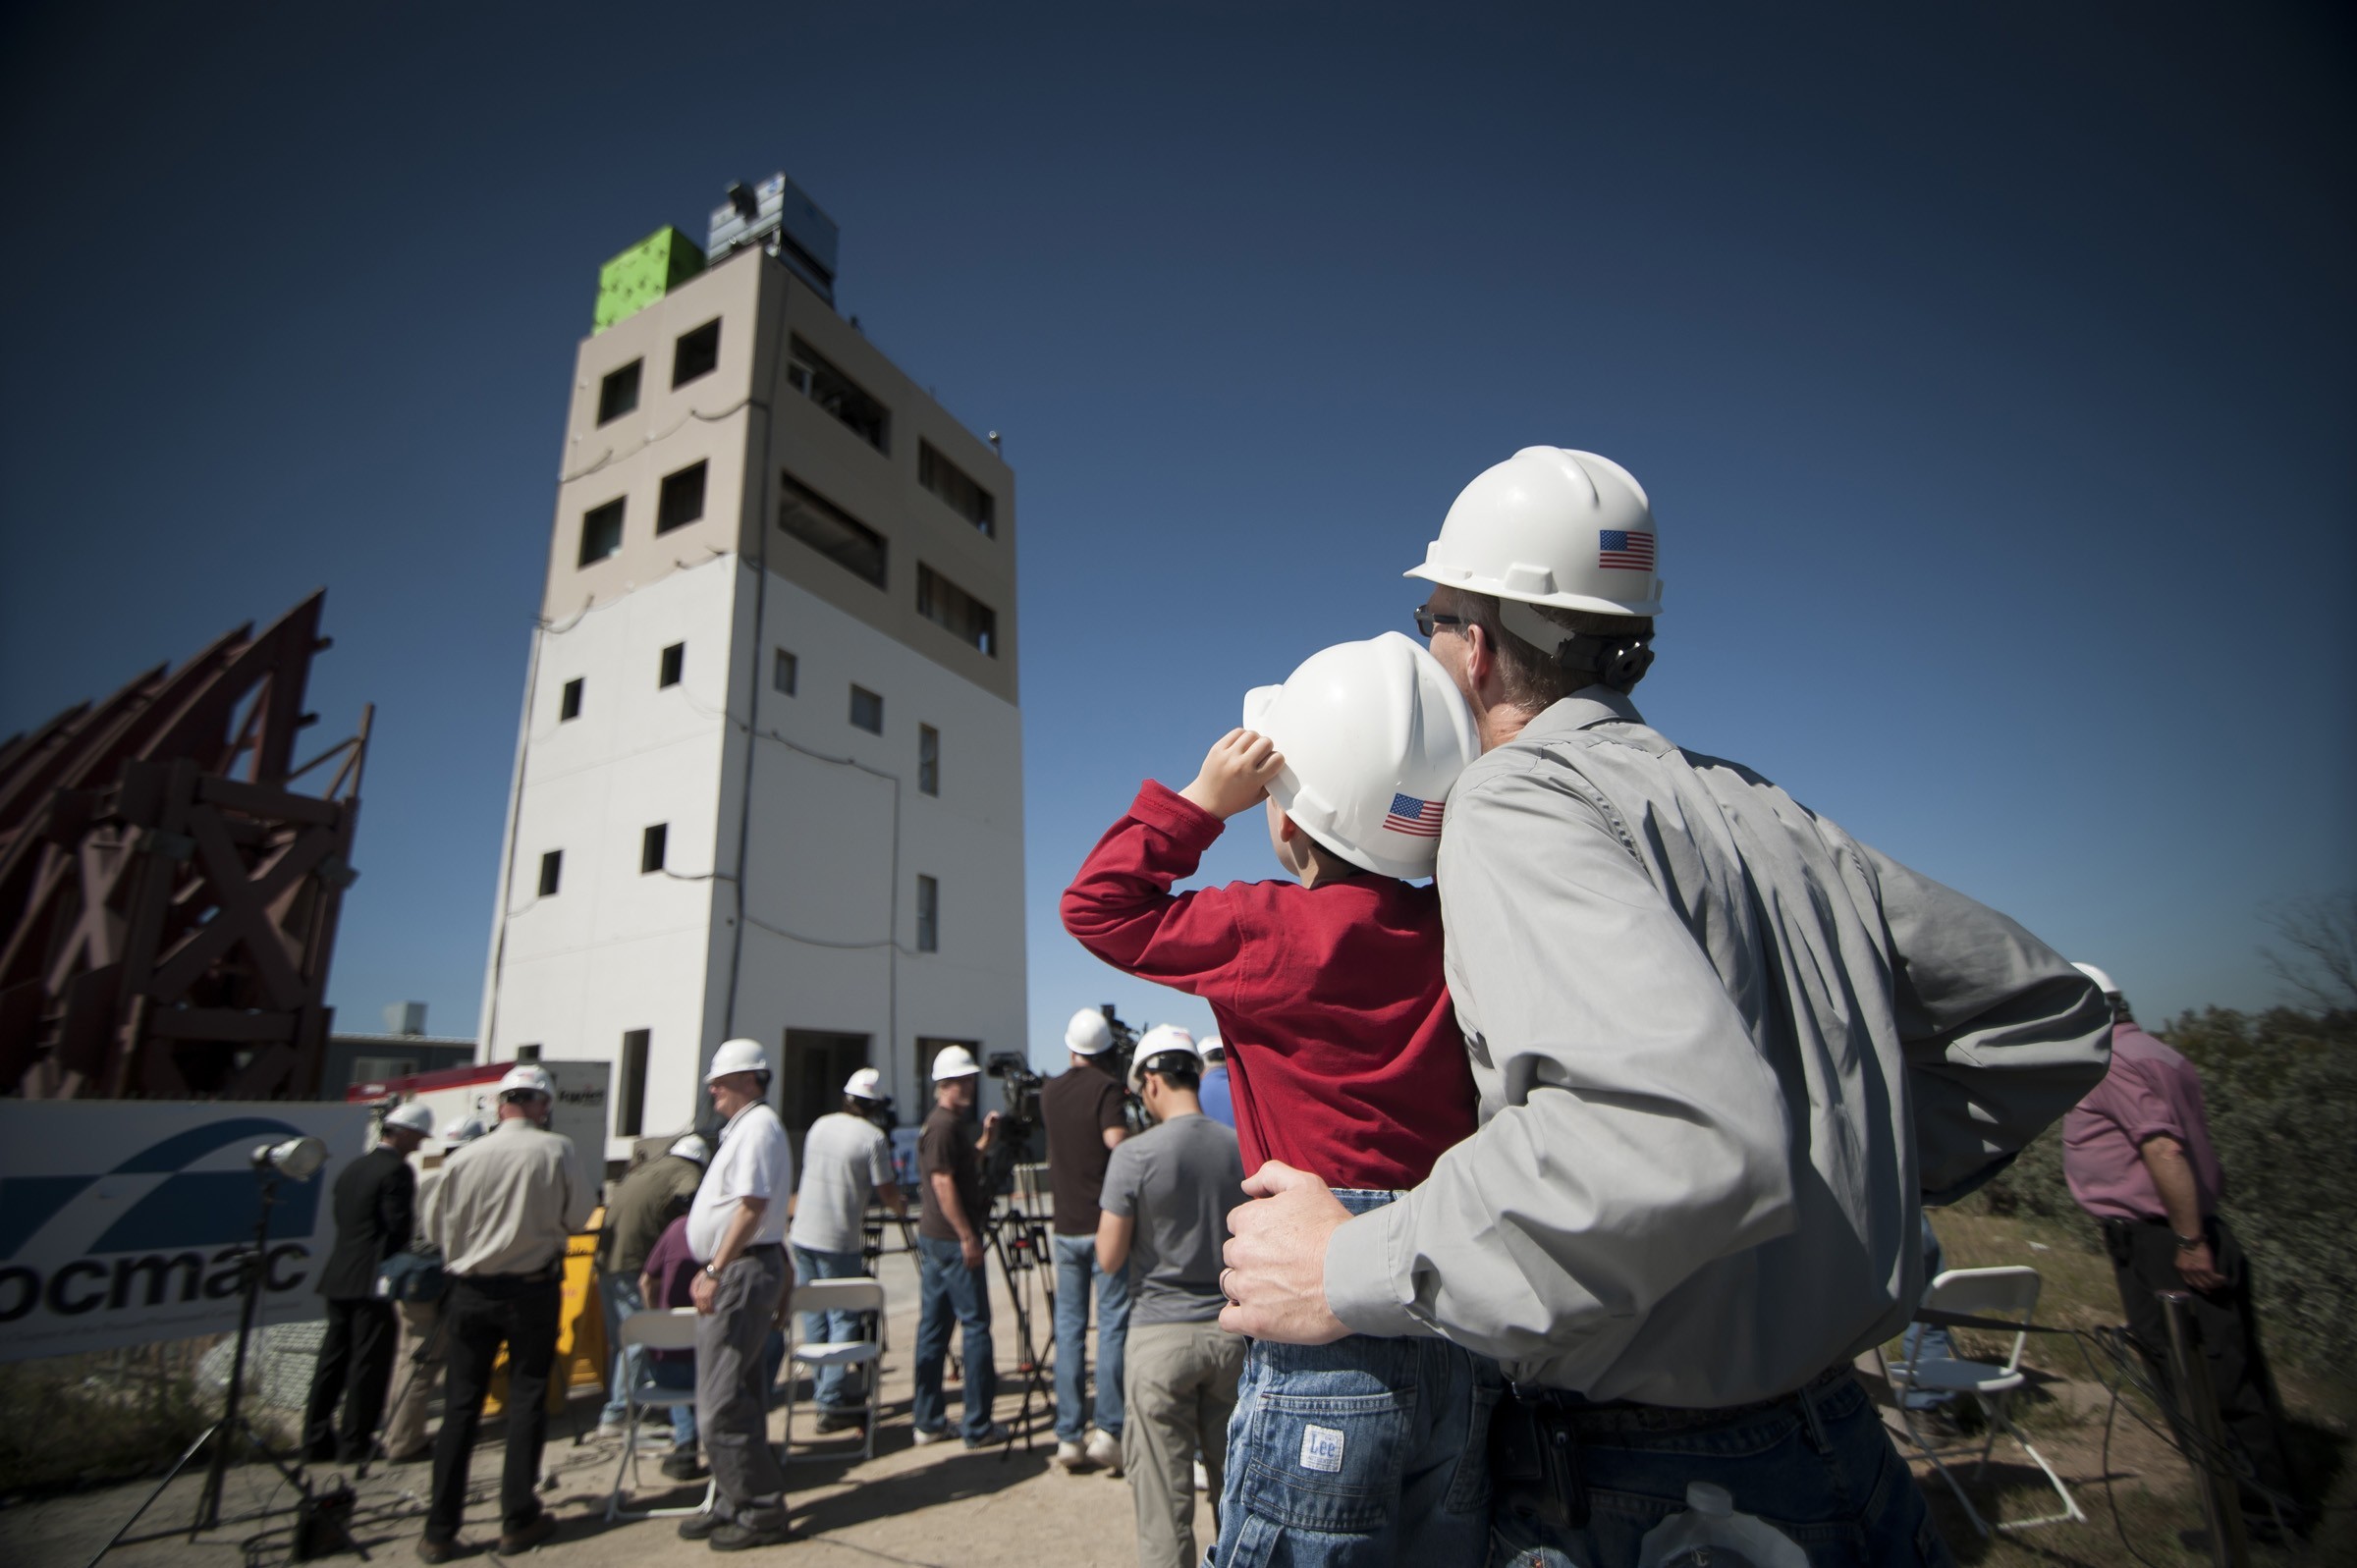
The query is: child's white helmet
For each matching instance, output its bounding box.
[1242,631,1479,880]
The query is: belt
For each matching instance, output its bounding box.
[1514,1359,1853,1433]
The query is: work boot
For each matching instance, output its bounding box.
[661,1447,706,1482]
[414,1539,456,1565]
[815,1407,866,1433]
[677,1511,722,1541]
[497,1513,559,1554]
[707,1518,794,1551]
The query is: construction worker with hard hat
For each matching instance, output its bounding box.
[1042,1005,1133,1473]
[593,1130,712,1463]
[910,1043,1012,1448]
[1213,447,2114,1564]
[1063,628,1494,1565]
[302,1100,431,1469]
[787,1066,906,1433]
[418,1063,589,1560]
[677,1037,795,1549]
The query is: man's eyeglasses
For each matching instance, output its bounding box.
[1413,604,1468,638]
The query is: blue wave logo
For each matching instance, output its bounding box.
[0,1118,325,1261]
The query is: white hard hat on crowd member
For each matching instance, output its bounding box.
[931,1044,981,1081]
[843,1067,885,1102]
[1405,446,1662,619]
[670,1133,712,1165]
[705,1038,772,1082]
[1066,1007,1115,1056]
[447,1115,489,1148]
[498,1063,554,1099]
[383,1102,435,1137]
[1126,1025,1203,1097]
[1199,1035,1226,1062]
[1242,632,1479,881]
[2072,962,2122,998]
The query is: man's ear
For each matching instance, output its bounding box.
[1464,622,1495,691]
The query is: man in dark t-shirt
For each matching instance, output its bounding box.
[912,1045,1007,1446]
[1041,1007,1133,1470]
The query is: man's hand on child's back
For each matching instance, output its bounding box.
[1220,1161,1351,1345]
[1180,729,1286,819]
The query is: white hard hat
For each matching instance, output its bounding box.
[2072,962,2122,998]
[446,1115,489,1147]
[931,1044,981,1081]
[1406,447,1662,619]
[497,1063,554,1098]
[670,1133,712,1165]
[383,1102,435,1137]
[1242,632,1479,880]
[843,1067,885,1101]
[1199,1034,1226,1062]
[1126,1024,1202,1096]
[705,1038,771,1082]
[1066,1007,1114,1056]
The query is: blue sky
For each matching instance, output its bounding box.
[3,3,2350,1065]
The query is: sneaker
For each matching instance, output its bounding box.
[1054,1439,1091,1472]
[707,1519,794,1551]
[660,1449,706,1482]
[1084,1428,1124,1475]
[414,1539,457,1565]
[676,1511,721,1541]
[496,1513,559,1554]
[814,1407,866,1433]
[595,1417,629,1439]
[962,1422,1014,1449]
[910,1425,952,1446]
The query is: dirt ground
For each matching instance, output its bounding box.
[3,1219,2344,1568]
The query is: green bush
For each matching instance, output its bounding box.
[1968,1004,2357,1372]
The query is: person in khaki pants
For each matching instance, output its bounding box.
[1095,1030,1245,1568]
[380,1116,484,1462]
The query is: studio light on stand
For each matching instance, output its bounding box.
[88,1136,368,1565]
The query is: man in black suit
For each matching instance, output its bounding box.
[303,1103,432,1463]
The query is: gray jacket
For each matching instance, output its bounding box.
[1323,688,2110,1407]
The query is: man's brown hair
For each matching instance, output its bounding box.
[1431,586,1655,710]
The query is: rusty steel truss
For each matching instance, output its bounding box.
[0,591,370,1099]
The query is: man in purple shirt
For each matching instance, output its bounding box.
[2061,962,2300,1537]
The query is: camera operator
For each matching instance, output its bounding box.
[911,1045,1011,1447]
[788,1066,906,1433]
[1043,1007,1132,1473]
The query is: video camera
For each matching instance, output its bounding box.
[983,1051,1043,1192]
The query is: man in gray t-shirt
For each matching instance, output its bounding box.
[1096,1030,1245,1568]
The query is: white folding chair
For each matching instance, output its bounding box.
[604,1309,717,1523]
[781,1276,886,1462]
[1886,1266,2083,1536]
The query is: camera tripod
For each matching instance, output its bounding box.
[979,1166,1059,1457]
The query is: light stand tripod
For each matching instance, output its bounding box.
[87,1138,367,1567]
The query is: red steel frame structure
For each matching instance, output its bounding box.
[0,591,370,1099]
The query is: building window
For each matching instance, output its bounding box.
[773,649,797,695]
[516,1044,542,1062]
[915,874,939,952]
[919,725,940,796]
[641,823,668,874]
[658,642,685,687]
[597,359,642,424]
[918,441,995,537]
[673,319,721,387]
[617,1029,649,1137]
[916,565,998,656]
[850,685,883,734]
[537,849,563,897]
[777,472,887,588]
[560,677,583,721]
[656,460,708,534]
[578,498,625,566]
[785,335,889,452]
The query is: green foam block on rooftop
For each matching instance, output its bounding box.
[594,227,707,333]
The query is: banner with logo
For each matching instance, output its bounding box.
[0,1100,372,1364]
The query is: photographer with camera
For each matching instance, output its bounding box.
[788,1066,906,1433]
[1043,1006,1132,1474]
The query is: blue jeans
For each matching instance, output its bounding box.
[598,1272,644,1428]
[1488,1372,1957,1568]
[1212,1190,1505,1568]
[792,1244,871,1410]
[645,1355,697,1449]
[1053,1230,1131,1441]
[913,1234,997,1440]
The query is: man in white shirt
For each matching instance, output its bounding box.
[788,1067,905,1432]
[678,1039,795,1551]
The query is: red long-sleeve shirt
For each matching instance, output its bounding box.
[1061,781,1476,1190]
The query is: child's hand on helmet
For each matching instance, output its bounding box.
[1180,729,1285,819]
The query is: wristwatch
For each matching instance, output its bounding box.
[2172,1230,2205,1250]
[702,1262,721,1279]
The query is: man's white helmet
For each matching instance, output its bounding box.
[843,1067,885,1102]
[1065,1007,1115,1056]
[931,1044,981,1081]
[497,1064,554,1099]
[1242,632,1478,880]
[1126,1025,1202,1096]
[1199,1034,1226,1062]
[2072,962,2122,998]
[383,1102,435,1137]
[446,1115,489,1148]
[705,1038,772,1082]
[1405,447,1662,619]
[670,1133,712,1165]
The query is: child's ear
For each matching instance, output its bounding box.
[1276,814,1299,843]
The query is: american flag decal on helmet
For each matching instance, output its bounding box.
[1382,793,1444,837]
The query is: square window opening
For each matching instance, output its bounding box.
[915,874,939,953]
[641,823,668,875]
[559,677,583,721]
[516,1044,542,1062]
[656,460,709,535]
[850,684,884,734]
[917,441,996,536]
[919,725,940,796]
[597,359,642,424]
[774,649,798,695]
[785,335,890,452]
[673,319,721,388]
[537,849,563,897]
[777,471,887,588]
[916,564,998,657]
[658,642,685,688]
[578,498,625,567]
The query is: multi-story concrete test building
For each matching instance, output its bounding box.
[477,173,1024,1165]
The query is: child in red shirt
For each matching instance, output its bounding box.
[1062,631,1495,1568]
